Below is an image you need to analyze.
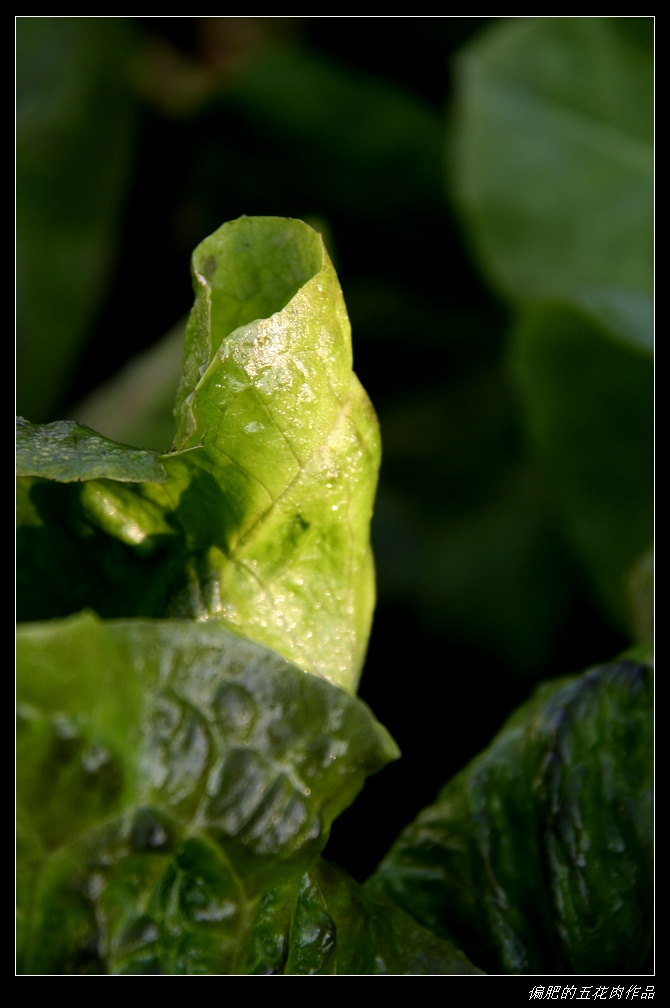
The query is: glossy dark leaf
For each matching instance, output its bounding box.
[370,656,653,974]
[244,859,484,975]
[16,417,167,483]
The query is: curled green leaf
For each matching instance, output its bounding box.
[16,217,380,694]
[168,216,381,692]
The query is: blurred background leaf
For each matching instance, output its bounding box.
[509,304,653,631]
[16,17,140,422]
[15,16,653,881]
[448,15,653,635]
[449,17,653,316]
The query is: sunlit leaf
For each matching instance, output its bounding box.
[17,613,398,974]
[17,217,380,693]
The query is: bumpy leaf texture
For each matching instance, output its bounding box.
[17,614,399,974]
[369,656,653,975]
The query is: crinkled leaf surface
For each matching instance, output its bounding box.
[16,216,380,693]
[450,16,653,350]
[16,612,399,975]
[16,417,167,483]
[243,859,484,975]
[369,657,653,975]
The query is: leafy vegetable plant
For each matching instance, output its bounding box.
[16,17,653,977]
[16,213,652,976]
[16,216,475,975]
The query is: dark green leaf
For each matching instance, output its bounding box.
[244,859,485,975]
[16,417,167,483]
[370,657,653,974]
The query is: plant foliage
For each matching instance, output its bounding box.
[16,16,653,976]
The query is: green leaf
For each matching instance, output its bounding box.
[369,656,653,974]
[16,417,167,483]
[446,17,654,640]
[244,859,485,975]
[450,16,653,349]
[171,216,381,691]
[17,612,399,975]
[509,303,653,630]
[17,216,381,693]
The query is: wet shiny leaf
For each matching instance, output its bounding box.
[16,612,399,974]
